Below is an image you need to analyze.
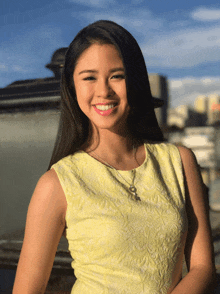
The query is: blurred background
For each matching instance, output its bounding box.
[1,0,220,292]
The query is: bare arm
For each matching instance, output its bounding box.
[13,169,67,294]
[171,146,216,294]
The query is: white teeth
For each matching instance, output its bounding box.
[95,104,115,111]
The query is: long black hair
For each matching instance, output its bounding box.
[48,20,163,169]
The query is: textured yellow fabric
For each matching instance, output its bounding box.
[51,143,188,294]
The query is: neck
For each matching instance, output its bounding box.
[83,127,144,171]
[87,127,134,154]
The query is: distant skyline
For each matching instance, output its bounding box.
[1,0,220,107]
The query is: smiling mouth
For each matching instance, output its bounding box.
[93,103,118,116]
[95,104,116,111]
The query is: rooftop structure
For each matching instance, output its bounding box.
[0,48,164,113]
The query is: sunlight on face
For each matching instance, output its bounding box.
[73,44,130,133]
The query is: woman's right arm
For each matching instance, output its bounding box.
[13,169,67,294]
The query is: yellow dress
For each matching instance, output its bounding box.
[51,143,188,294]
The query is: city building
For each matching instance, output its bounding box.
[168,125,220,187]
[0,47,68,113]
[194,95,208,114]
[148,74,169,128]
[194,94,220,125]
[167,104,207,129]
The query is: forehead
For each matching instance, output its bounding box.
[75,44,123,70]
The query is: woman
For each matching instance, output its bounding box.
[13,20,216,293]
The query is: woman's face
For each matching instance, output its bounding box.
[73,43,130,134]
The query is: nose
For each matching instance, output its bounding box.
[95,78,114,98]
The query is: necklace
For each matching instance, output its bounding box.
[91,147,141,201]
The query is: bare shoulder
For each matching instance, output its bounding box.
[36,168,63,191]
[13,170,67,293]
[175,148,215,283]
[176,145,197,163]
[29,169,67,221]
[175,145,205,198]
[175,145,202,178]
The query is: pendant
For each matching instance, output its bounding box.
[129,185,141,201]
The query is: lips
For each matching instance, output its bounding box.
[95,104,115,111]
[93,103,118,116]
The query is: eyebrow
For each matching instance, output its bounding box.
[78,67,125,75]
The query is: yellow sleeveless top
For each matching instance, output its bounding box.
[51,143,188,294]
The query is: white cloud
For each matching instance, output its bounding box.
[69,2,220,108]
[201,78,217,85]
[170,80,184,89]
[191,7,220,21]
[71,7,163,36]
[68,0,116,8]
[0,64,7,71]
[1,3,220,91]
[142,26,220,68]
[71,5,220,69]
[169,77,220,107]
[0,25,63,76]
[131,0,144,3]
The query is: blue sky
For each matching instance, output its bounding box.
[1,0,220,107]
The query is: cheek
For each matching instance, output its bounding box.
[117,83,127,103]
[75,87,92,115]
[75,81,92,100]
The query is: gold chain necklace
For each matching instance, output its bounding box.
[92,147,141,201]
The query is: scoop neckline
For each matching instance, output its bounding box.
[79,143,148,172]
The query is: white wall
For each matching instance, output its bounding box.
[0,109,60,236]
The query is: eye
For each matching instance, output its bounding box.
[83,76,96,81]
[111,74,125,80]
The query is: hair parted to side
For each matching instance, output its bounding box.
[48,20,164,169]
